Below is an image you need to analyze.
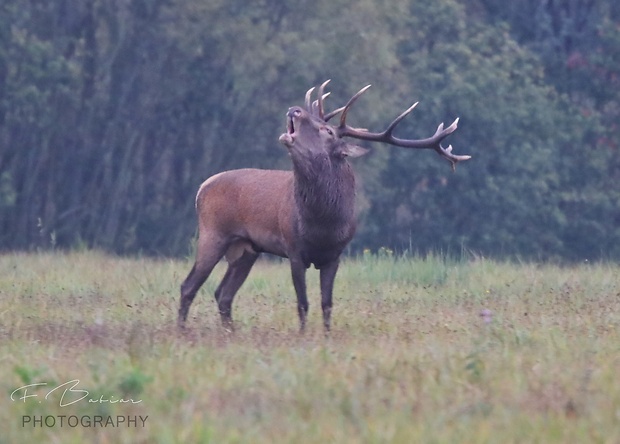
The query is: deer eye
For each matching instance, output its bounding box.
[324,127,333,136]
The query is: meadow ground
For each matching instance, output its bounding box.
[1,251,619,443]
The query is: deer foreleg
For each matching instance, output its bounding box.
[290,258,309,332]
[319,259,339,332]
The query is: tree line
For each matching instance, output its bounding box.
[1,0,619,261]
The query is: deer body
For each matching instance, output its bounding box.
[179,81,470,332]
[192,165,356,266]
[194,169,294,260]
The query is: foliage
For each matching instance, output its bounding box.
[0,0,618,260]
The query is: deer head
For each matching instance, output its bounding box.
[278,103,369,174]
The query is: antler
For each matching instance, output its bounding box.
[303,82,469,169]
[337,85,471,171]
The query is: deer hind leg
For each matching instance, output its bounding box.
[178,235,228,328]
[214,242,259,330]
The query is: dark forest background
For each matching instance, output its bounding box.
[1,0,619,260]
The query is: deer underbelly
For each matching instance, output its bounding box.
[239,226,289,258]
[225,238,288,264]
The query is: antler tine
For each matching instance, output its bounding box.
[304,86,315,113]
[317,79,331,120]
[312,93,331,119]
[339,85,372,128]
[324,106,345,122]
[432,118,468,171]
[445,117,459,134]
[385,102,419,137]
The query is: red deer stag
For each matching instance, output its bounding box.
[178,80,470,332]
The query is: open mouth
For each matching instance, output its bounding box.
[279,115,296,147]
[287,115,295,135]
[279,107,303,147]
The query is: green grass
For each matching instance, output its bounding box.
[1,251,619,443]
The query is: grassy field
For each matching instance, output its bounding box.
[1,251,619,443]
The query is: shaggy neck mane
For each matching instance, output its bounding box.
[292,155,356,226]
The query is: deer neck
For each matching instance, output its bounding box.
[292,155,356,231]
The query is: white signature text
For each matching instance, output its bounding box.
[10,380,143,407]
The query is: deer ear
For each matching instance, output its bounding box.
[338,143,369,158]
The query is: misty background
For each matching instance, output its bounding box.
[1,0,619,261]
